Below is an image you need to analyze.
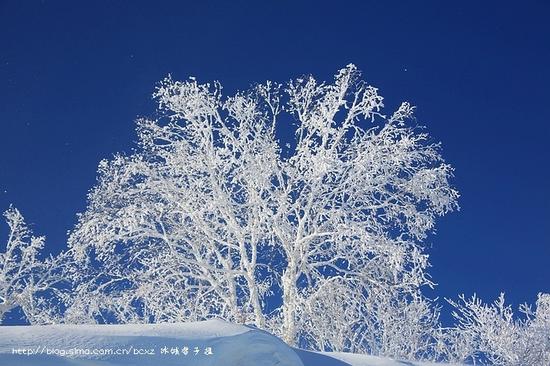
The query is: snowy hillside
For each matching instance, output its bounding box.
[0,319,457,366]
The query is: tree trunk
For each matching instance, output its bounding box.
[281,267,297,345]
[245,272,265,328]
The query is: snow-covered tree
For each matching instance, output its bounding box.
[66,65,459,357]
[0,207,65,324]
[444,293,550,365]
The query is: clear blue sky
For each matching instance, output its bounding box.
[1,1,548,325]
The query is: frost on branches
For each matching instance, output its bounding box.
[63,65,458,358]
[0,207,66,324]
[3,66,549,364]
[444,293,550,365]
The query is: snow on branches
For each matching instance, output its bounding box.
[444,293,550,365]
[65,65,459,358]
[0,207,65,324]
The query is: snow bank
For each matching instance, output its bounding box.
[0,320,457,366]
[0,319,303,366]
[295,349,459,366]
[301,351,461,366]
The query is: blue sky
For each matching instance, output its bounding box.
[1,1,549,325]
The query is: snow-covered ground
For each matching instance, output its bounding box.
[0,319,456,366]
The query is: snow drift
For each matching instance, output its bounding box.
[0,319,455,366]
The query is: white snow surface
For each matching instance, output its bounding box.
[0,320,456,366]
[316,352,462,366]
